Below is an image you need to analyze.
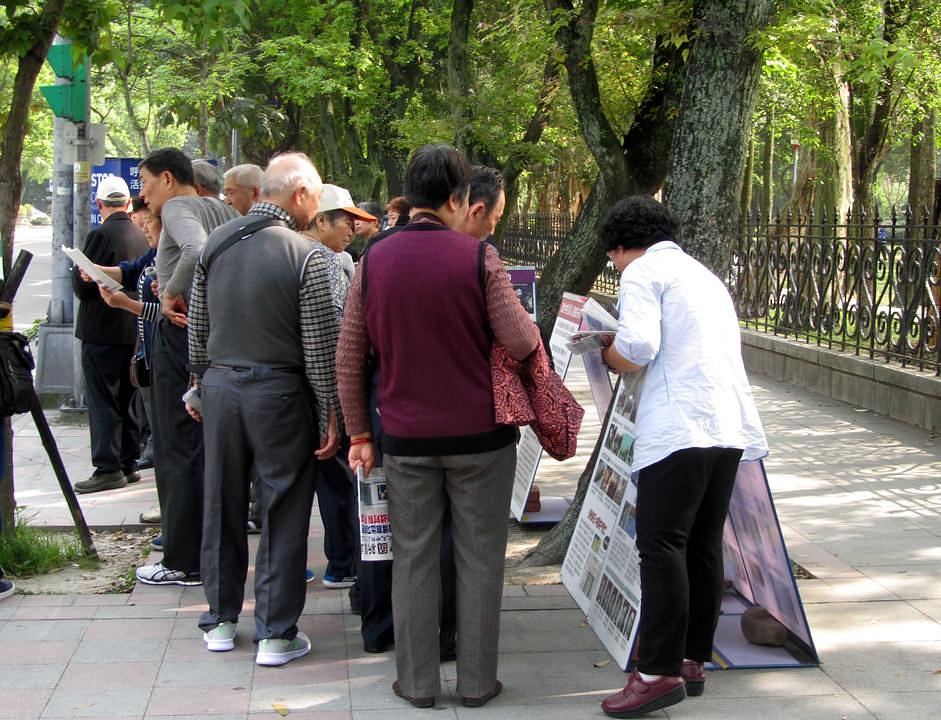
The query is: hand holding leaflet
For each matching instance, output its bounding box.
[566,297,618,354]
[61,245,123,292]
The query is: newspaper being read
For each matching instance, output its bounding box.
[61,245,122,292]
[357,466,392,561]
[566,297,618,355]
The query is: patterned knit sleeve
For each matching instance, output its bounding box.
[483,244,539,360]
[299,250,343,438]
[186,260,210,375]
[335,265,372,436]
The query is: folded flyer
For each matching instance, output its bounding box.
[61,245,122,292]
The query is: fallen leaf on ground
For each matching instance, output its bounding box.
[593,659,610,668]
[272,703,290,716]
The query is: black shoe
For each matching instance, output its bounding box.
[123,469,141,484]
[462,680,503,708]
[393,680,434,708]
[75,470,127,494]
[135,457,154,471]
[364,641,393,653]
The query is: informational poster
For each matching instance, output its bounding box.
[510,292,587,520]
[507,266,537,321]
[357,467,392,561]
[561,380,641,668]
[89,158,141,227]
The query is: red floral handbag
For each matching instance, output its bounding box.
[491,341,584,461]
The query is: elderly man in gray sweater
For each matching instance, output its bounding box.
[186,152,341,667]
[135,148,237,587]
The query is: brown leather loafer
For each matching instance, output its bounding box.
[462,680,503,708]
[601,670,685,718]
[681,660,705,696]
[392,680,435,708]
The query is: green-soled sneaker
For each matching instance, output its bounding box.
[203,621,237,652]
[256,631,311,666]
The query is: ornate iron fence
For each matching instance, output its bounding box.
[730,207,940,375]
[500,213,622,296]
[499,208,940,375]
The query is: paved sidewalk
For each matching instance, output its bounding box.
[1,364,940,719]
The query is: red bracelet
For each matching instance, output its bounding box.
[349,437,372,447]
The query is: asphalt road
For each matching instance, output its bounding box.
[8,224,56,332]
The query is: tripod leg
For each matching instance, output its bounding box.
[29,389,98,560]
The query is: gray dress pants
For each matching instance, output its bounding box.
[198,366,318,641]
[385,443,516,698]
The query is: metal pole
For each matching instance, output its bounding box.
[231,127,240,167]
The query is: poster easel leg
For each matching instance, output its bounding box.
[29,389,98,559]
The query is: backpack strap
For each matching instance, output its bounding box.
[201,217,281,273]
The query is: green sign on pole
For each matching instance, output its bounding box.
[40,44,88,122]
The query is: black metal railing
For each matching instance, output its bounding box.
[498,208,940,375]
[500,213,622,296]
[731,207,940,375]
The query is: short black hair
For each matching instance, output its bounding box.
[131,196,147,213]
[139,147,194,187]
[599,195,679,252]
[357,201,382,220]
[317,209,351,226]
[469,166,505,212]
[404,144,471,210]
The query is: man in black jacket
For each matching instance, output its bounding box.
[73,175,150,493]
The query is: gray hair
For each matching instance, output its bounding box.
[223,163,264,190]
[262,152,322,198]
[192,160,223,195]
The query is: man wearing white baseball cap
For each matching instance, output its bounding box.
[301,183,376,590]
[73,175,150,493]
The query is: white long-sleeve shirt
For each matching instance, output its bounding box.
[614,241,768,471]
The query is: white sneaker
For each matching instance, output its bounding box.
[203,621,237,652]
[256,631,311,666]
[135,561,202,586]
[322,575,357,589]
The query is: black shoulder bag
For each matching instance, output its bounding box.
[0,331,36,416]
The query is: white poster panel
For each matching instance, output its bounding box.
[510,292,587,520]
[561,380,639,615]
[357,467,392,561]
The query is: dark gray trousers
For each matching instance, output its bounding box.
[198,366,318,641]
[385,443,516,698]
[150,319,202,574]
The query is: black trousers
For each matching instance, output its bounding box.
[635,446,743,676]
[150,318,203,574]
[81,341,139,473]
[198,366,318,641]
[316,450,358,578]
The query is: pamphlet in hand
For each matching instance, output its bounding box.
[357,466,393,561]
[566,297,618,354]
[61,245,122,292]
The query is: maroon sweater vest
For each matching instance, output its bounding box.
[364,223,515,456]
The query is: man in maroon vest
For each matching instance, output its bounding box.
[337,144,537,709]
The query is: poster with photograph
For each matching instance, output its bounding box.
[357,467,392,561]
[507,266,537,321]
[510,293,588,520]
[562,379,643,667]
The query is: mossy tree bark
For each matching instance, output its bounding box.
[663,0,775,278]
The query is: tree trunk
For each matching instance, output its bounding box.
[0,0,68,536]
[760,111,774,220]
[908,109,936,225]
[849,0,905,221]
[525,8,687,566]
[663,0,774,278]
[118,2,149,154]
[814,59,853,222]
[448,0,475,158]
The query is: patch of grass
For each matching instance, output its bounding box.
[0,511,92,577]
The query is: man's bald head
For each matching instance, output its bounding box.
[262,153,323,228]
